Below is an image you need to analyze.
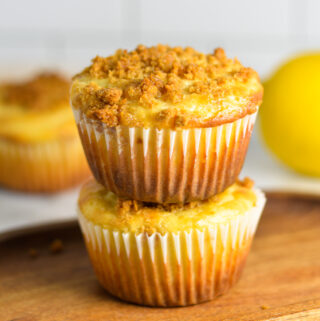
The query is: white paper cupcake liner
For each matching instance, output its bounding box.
[78,187,266,307]
[0,137,90,192]
[73,109,258,203]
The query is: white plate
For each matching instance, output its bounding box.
[0,187,79,234]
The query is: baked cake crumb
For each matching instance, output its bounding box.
[237,177,255,189]
[28,248,38,258]
[50,239,64,254]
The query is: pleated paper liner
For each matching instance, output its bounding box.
[73,109,258,203]
[78,188,266,307]
[0,137,91,192]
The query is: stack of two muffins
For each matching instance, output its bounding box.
[71,45,266,307]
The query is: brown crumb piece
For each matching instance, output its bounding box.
[2,72,70,110]
[260,305,269,310]
[28,248,38,258]
[75,82,125,127]
[49,239,64,254]
[237,177,254,189]
[117,199,142,215]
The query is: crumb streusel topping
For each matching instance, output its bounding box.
[1,73,69,110]
[71,45,263,128]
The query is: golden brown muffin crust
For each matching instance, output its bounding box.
[1,73,69,110]
[71,45,263,129]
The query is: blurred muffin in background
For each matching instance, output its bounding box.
[0,72,91,192]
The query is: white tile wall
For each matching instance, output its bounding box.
[306,0,320,36]
[140,0,291,35]
[0,0,122,30]
[0,0,319,80]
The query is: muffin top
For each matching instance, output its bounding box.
[0,73,77,142]
[71,45,263,129]
[79,178,259,235]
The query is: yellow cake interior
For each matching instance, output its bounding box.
[79,178,258,234]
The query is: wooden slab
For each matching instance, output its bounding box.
[1,193,320,321]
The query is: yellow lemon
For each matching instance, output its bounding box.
[260,53,320,176]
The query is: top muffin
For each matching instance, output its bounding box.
[71,44,263,129]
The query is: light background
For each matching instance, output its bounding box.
[1,0,320,80]
[1,0,320,232]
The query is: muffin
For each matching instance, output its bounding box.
[0,73,91,192]
[71,45,263,203]
[78,177,266,307]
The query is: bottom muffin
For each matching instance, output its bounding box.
[77,178,266,307]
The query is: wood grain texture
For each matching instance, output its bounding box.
[1,193,320,321]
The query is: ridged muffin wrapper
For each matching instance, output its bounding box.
[78,188,266,307]
[0,138,90,192]
[73,109,258,203]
